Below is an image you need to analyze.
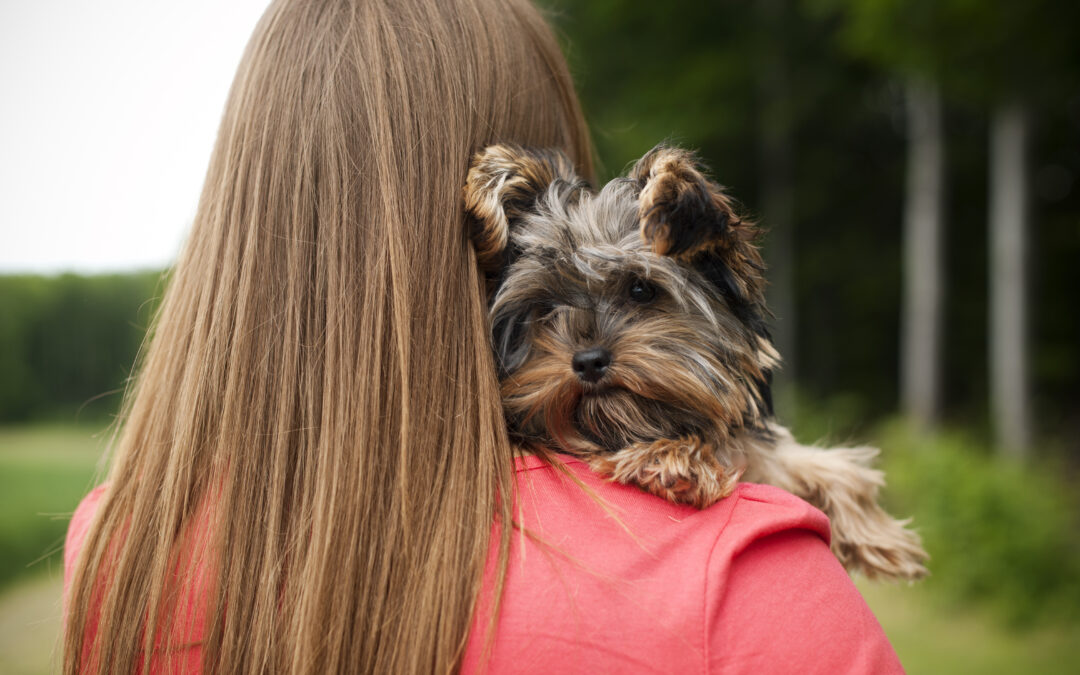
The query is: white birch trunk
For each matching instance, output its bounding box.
[900,79,944,429]
[989,100,1031,456]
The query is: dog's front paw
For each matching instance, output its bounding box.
[589,437,739,509]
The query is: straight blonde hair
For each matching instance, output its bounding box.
[63,0,592,672]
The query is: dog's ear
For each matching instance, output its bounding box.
[464,144,582,275]
[632,144,750,258]
[633,144,769,333]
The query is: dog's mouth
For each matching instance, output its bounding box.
[577,381,622,398]
[570,385,707,453]
[573,392,635,452]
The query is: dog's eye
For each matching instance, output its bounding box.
[628,278,657,304]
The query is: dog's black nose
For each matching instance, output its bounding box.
[572,347,612,383]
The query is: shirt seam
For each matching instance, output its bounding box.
[702,492,743,675]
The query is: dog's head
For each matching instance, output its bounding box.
[464,143,778,453]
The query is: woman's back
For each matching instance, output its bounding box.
[61,1,592,671]
[67,458,902,674]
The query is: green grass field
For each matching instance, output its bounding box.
[858,581,1080,674]
[1,423,1077,674]
[0,425,107,590]
[0,425,107,675]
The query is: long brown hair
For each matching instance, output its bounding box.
[63,0,591,672]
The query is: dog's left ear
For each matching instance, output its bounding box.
[632,144,752,259]
[464,144,583,275]
[632,145,769,331]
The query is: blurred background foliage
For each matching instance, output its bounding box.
[0,273,161,423]
[548,0,1079,437]
[1,1,1078,672]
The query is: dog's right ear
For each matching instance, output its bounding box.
[463,144,581,275]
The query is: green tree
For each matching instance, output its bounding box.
[811,0,1080,453]
[0,273,162,422]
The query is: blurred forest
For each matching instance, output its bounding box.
[1,1,1077,447]
[0,273,161,423]
[545,0,1080,454]
[0,0,1078,651]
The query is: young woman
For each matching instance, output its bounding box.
[64,0,902,672]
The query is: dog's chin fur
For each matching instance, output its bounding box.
[573,388,711,453]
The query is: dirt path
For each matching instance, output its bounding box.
[0,573,63,675]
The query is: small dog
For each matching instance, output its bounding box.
[464,143,928,581]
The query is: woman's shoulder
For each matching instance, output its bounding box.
[513,453,831,549]
[465,457,900,674]
[712,481,832,555]
[64,484,108,590]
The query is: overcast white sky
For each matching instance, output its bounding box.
[0,0,272,273]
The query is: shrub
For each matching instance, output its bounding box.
[874,421,1080,626]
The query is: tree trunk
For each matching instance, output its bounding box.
[900,79,945,429]
[989,100,1032,457]
[757,0,796,422]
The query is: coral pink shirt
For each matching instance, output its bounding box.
[65,455,903,673]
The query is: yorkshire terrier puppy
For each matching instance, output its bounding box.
[464,143,928,581]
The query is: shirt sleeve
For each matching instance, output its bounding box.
[61,484,207,673]
[64,485,107,611]
[705,491,905,674]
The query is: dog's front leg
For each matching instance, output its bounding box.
[587,437,740,509]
